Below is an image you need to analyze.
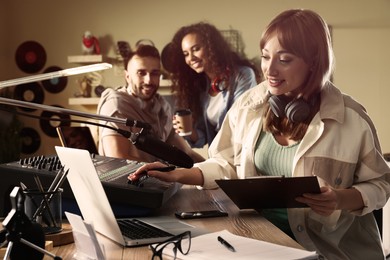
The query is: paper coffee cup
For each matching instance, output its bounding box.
[175,109,192,136]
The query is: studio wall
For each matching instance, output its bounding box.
[0,0,389,156]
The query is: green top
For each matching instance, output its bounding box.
[254,131,299,240]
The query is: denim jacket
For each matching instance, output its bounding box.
[189,65,257,148]
[196,81,390,259]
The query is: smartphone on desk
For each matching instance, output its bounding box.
[175,210,228,219]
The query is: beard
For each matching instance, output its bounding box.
[131,83,158,101]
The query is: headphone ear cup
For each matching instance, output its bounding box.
[211,71,230,94]
[268,95,288,118]
[211,77,222,93]
[285,99,311,123]
[211,76,228,93]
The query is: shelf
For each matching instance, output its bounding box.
[69,90,172,106]
[68,55,103,63]
[69,97,100,105]
[160,79,171,87]
[68,80,172,106]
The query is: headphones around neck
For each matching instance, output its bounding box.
[268,94,314,123]
[211,75,228,92]
[209,69,230,95]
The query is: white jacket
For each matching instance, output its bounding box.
[196,81,390,259]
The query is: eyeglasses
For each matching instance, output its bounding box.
[149,231,191,260]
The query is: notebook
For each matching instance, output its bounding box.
[216,176,321,209]
[55,146,199,246]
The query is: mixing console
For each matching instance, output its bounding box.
[0,154,180,217]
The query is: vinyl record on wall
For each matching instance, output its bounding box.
[161,42,176,73]
[39,106,71,137]
[14,82,45,112]
[15,41,47,73]
[20,127,41,154]
[41,66,67,93]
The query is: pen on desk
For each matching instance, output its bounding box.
[218,236,236,252]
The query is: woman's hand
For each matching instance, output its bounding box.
[295,186,338,216]
[295,186,364,216]
[172,115,198,143]
[128,161,205,186]
[172,115,184,136]
[128,161,177,182]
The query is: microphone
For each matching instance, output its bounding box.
[100,127,193,168]
[125,118,151,131]
[130,132,194,168]
[0,96,191,167]
[2,187,46,260]
[10,222,45,260]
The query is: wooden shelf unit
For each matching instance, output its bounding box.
[67,55,103,63]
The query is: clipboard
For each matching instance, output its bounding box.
[216,176,321,208]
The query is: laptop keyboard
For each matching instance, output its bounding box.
[118,219,173,240]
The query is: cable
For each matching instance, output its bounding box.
[0,106,131,137]
[0,101,194,167]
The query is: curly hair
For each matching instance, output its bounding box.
[167,22,259,121]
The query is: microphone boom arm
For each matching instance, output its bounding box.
[0,97,150,129]
[0,97,193,168]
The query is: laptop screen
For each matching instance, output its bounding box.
[56,126,98,154]
[55,146,200,247]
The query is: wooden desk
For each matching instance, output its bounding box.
[47,185,303,259]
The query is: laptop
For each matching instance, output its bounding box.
[216,176,321,209]
[56,127,183,211]
[55,146,199,247]
[56,126,99,155]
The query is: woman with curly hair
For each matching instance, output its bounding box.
[166,22,260,149]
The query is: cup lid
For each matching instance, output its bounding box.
[175,109,191,115]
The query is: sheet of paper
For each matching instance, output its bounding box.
[65,211,106,260]
[163,230,317,260]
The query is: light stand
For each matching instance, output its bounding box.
[0,63,112,89]
[0,61,150,129]
[1,187,62,260]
